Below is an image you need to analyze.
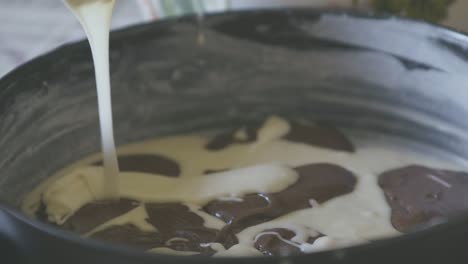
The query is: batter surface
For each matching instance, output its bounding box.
[22,116,468,256]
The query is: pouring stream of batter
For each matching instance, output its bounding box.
[64,0,119,199]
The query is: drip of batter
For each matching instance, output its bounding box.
[64,0,119,199]
[193,0,205,45]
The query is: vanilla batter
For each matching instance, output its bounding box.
[22,116,468,256]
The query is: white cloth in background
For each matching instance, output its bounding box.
[0,0,143,76]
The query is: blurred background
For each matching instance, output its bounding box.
[0,0,465,77]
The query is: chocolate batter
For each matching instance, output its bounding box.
[379,165,468,232]
[203,164,357,233]
[254,228,323,256]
